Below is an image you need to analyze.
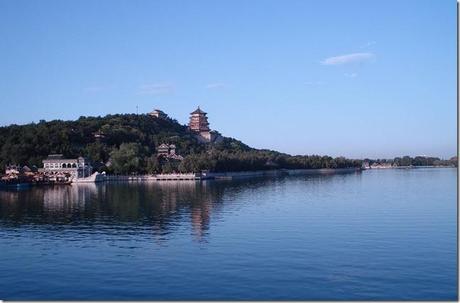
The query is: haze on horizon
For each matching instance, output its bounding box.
[0,0,456,159]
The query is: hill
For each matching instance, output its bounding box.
[0,113,361,174]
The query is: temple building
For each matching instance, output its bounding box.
[189,107,210,132]
[157,143,176,156]
[157,144,183,160]
[188,107,222,143]
[149,109,168,119]
[39,154,93,181]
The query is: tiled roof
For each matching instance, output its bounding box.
[190,107,206,115]
[46,154,64,160]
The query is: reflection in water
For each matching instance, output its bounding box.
[43,184,99,212]
[0,169,456,301]
[0,174,354,242]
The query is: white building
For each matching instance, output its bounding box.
[149,109,168,119]
[39,154,92,181]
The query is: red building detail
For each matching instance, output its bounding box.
[188,107,210,132]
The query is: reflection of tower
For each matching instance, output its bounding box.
[145,180,228,243]
[191,206,210,241]
[191,183,212,242]
[150,181,196,242]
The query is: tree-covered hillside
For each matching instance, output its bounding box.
[0,114,361,173]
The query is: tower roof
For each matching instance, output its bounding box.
[190,107,207,115]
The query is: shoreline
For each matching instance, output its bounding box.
[103,166,457,183]
[1,166,456,189]
[104,167,362,182]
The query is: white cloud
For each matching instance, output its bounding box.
[321,52,375,65]
[205,82,227,89]
[344,73,358,78]
[137,82,175,95]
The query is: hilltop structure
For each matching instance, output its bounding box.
[149,109,168,119]
[189,107,210,132]
[188,107,222,143]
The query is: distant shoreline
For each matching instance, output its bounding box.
[364,165,457,170]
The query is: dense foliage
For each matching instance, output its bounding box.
[365,156,457,167]
[2,113,452,174]
[177,149,362,173]
[0,114,204,173]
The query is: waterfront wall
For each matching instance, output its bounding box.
[105,175,156,182]
[105,173,201,182]
[155,173,201,180]
[104,168,359,182]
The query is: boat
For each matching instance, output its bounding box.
[72,172,106,184]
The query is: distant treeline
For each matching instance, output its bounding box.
[364,156,457,167]
[0,114,454,174]
[113,143,362,174]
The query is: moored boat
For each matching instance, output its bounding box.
[72,172,106,183]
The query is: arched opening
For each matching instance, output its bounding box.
[62,163,67,168]
[72,163,77,168]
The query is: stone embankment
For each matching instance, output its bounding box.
[104,168,360,182]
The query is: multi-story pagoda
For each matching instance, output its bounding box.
[188,106,222,143]
[189,107,210,133]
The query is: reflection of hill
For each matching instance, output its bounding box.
[0,181,228,241]
[0,174,352,240]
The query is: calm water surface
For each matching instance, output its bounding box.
[0,168,457,300]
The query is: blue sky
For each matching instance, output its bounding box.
[0,0,456,158]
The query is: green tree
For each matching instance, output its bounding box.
[110,143,143,174]
[84,142,109,163]
[146,156,161,174]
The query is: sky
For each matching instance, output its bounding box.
[0,0,457,159]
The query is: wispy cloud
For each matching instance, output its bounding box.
[344,73,358,78]
[205,82,227,89]
[305,81,325,86]
[321,52,375,65]
[137,82,175,95]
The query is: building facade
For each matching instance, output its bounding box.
[157,144,183,160]
[157,143,175,156]
[149,109,168,119]
[188,107,222,143]
[189,107,210,132]
[39,154,92,181]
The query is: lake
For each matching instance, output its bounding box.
[0,168,457,300]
